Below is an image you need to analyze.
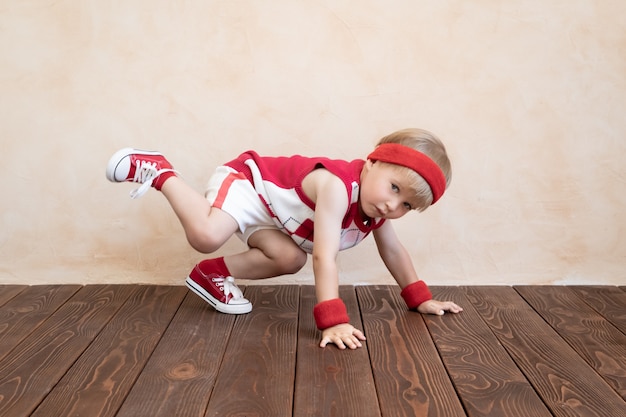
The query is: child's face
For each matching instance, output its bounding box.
[359,160,420,220]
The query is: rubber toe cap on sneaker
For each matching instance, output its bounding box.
[106,148,133,182]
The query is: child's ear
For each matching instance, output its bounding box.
[365,159,375,170]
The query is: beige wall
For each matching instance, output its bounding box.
[1,1,625,286]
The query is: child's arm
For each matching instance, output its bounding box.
[373,221,463,315]
[304,169,366,349]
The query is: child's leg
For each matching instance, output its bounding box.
[108,148,256,314]
[186,228,306,315]
[160,177,239,253]
[224,229,308,279]
[106,148,238,253]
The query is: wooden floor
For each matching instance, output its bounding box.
[0,285,624,417]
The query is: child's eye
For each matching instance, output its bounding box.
[391,184,399,192]
[403,202,412,210]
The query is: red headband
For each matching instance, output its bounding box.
[367,143,446,204]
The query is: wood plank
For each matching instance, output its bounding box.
[203,285,299,417]
[1,284,622,417]
[0,285,27,306]
[116,291,237,417]
[293,286,381,417]
[569,286,626,333]
[0,285,135,417]
[428,286,552,417]
[357,285,467,417]
[0,284,81,361]
[464,286,626,417]
[515,285,626,399]
[30,285,187,417]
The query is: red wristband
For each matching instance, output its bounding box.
[400,281,433,310]
[313,298,350,330]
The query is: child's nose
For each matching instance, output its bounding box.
[387,200,400,212]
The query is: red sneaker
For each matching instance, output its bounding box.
[106,148,176,198]
[186,264,252,314]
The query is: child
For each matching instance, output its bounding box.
[106,128,463,350]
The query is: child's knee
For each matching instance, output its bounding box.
[186,230,223,254]
[280,247,307,274]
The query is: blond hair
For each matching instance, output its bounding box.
[374,128,451,211]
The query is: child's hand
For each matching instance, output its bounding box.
[320,323,366,350]
[417,299,463,316]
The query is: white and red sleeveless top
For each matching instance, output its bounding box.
[225,151,385,254]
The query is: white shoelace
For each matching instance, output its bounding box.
[129,160,177,199]
[213,276,245,301]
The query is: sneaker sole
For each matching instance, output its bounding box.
[185,276,252,314]
[105,148,163,182]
